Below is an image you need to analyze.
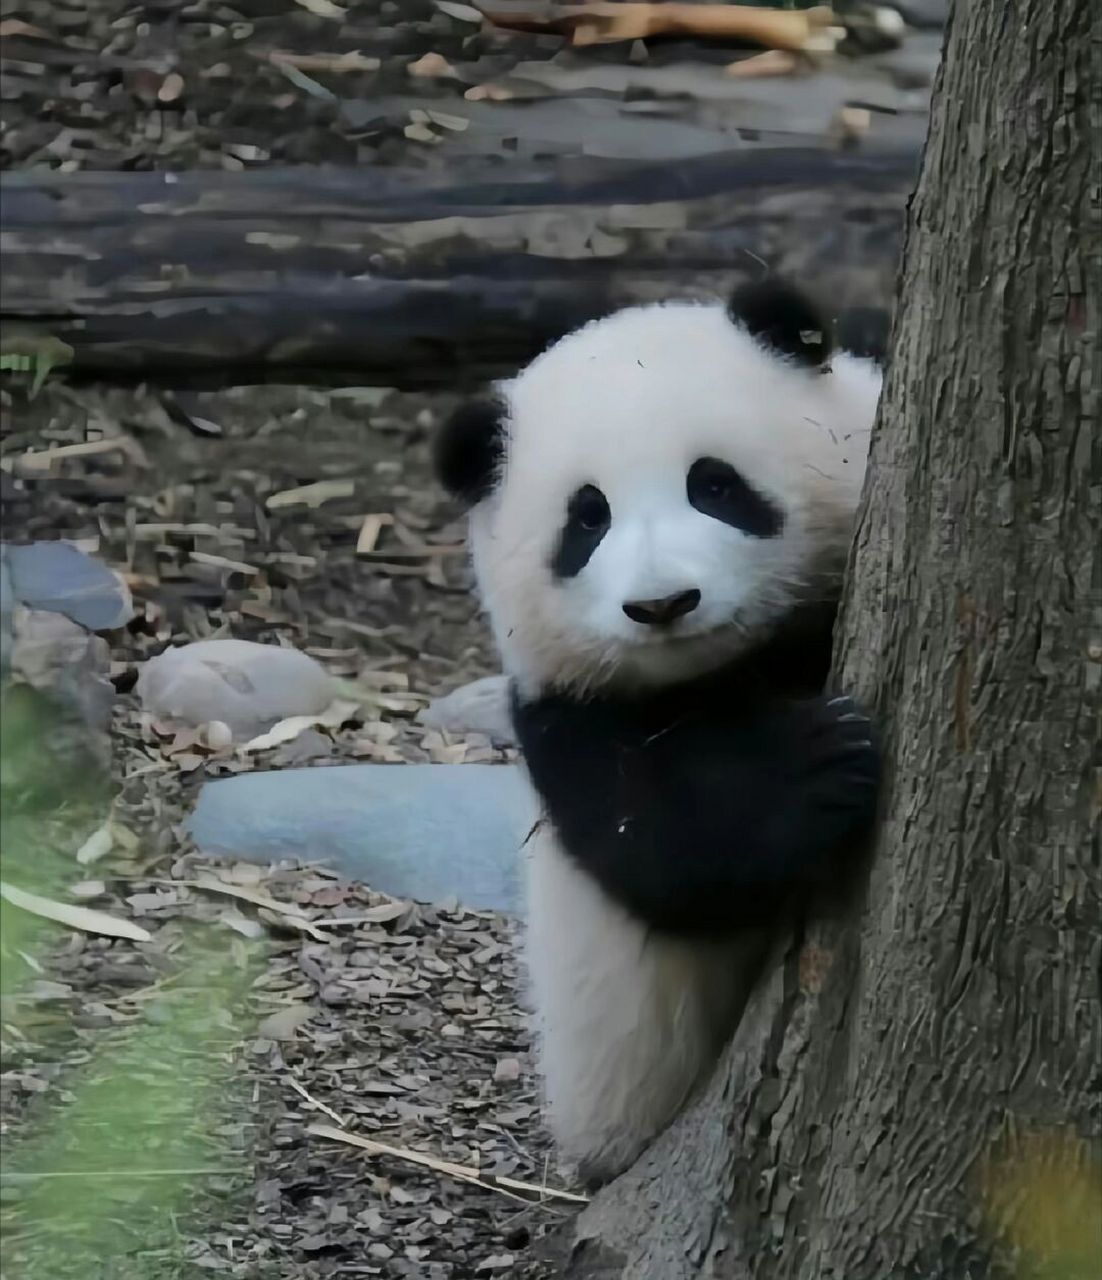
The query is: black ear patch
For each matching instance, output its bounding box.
[728,278,833,369]
[835,305,890,366]
[433,396,506,506]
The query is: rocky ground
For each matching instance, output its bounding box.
[1,1,943,1275]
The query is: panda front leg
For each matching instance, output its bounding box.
[525,822,766,1187]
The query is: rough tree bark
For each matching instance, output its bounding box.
[551,1,1099,1277]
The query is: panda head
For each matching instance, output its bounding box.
[435,279,883,697]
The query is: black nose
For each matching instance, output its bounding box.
[622,588,701,626]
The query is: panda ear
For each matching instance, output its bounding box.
[835,304,890,366]
[433,395,507,507]
[727,278,833,369]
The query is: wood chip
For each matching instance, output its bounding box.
[268,49,381,73]
[157,72,185,103]
[266,479,355,510]
[355,512,393,555]
[408,52,457,78]
[3,436,148,475]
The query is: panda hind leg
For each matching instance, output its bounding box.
[525,827,764,1184]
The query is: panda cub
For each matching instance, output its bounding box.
[434,279,885,1186]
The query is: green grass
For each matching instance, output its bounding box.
[0,685,264,1278]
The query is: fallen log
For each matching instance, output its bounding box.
[0,149,914,390]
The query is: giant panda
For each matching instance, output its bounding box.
[433,278,885,1186]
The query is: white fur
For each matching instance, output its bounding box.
[470,299,881,699]
[526,821,769,1180]
[465,298,882,1180]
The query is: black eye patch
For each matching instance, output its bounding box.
[687,457,784,538]
[551,484,611,578]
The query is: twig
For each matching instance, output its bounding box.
[288,1078,348,1128]
[307,1123,589,1206]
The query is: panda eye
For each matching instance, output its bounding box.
[571,485,610,533]
[702,471,730,500]
[551,484,611,579]
[687,457,784,538]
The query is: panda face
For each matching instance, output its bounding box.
[536,454,790,682]
[440,285,883,696]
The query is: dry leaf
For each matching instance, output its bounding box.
[493,1057,521,1083]
[425,109,469,132]
[238,698,360,752]
[465,83,514,102]
[0,18,49,37]
[76,825,115,866]
[726,49,801,78]
[188,874,311,920]
[70,880,106,899]
[218,908,265,939]
[0,881,153,943]
[408,52,457,78]
[174,875,330,941]
[257,1004,315,1040]
[292,0,346,15]
[435,0,483,20]
[404,122,439,144]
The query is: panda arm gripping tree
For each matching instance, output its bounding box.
[511,669,880,937]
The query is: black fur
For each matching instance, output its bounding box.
[836,305,891,366]
[728,279,832,369]
[511,604,881,938]
[551,484,612,579]
[433,397,506,506]
[686,457,784,538]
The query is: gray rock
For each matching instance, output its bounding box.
[4,540,132,631]
[887,0,949,29]
[188,763,537,915]
[136,638,337,737]
[419,675,515,746]
[0,550,12,678]
[10,607,114,734]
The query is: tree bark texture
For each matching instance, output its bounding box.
[553,2,1099,1277]
[0,149,912,390]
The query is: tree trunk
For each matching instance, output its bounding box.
[550,2,1099,1276]
[0,150,911,390]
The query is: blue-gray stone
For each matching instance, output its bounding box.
[188,763,537,915]
[5,541,132,631]
[0,548,12,677]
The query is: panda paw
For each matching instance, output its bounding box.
[797,693,882,831]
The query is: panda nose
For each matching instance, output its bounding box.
[622,588,701,626]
